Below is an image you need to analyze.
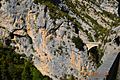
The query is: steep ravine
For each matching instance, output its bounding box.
[0,0,120,80]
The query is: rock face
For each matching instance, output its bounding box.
[0,0,120,80]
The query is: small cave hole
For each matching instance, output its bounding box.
[17,2,20,5]
[0,3,2,8]
[114,36,120,46]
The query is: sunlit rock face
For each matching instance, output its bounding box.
[0,0,120,80]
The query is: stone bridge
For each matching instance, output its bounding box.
[85,42,101,50]
[84,42,120,80]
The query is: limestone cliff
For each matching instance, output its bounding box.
[0,0,120,80]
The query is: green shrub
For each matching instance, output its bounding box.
[72,36,84,51]
[0,42,52,80]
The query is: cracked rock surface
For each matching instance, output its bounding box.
[0,0,120,80]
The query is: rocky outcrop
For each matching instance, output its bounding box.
[0,0,120,80]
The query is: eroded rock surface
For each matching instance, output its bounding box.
[0,0,120,80]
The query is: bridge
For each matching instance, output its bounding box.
[85,42,101,50]
[84,41,120,80]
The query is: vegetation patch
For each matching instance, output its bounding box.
[0,42,52,80]
[72,36,84,51]
[34,0,68,19]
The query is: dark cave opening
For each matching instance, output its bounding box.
[88,46,99,66]
[118,3,120,16]
[114,36,120,46]
[117,0,120,16]
[73,24,79,34]
[0,3,1,8]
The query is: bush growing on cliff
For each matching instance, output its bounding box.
[0,42,52,80]
[72,36,85,51]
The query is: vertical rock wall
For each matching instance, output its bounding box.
[0,0,120,80]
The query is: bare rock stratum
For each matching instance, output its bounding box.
[0,0,120,80]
